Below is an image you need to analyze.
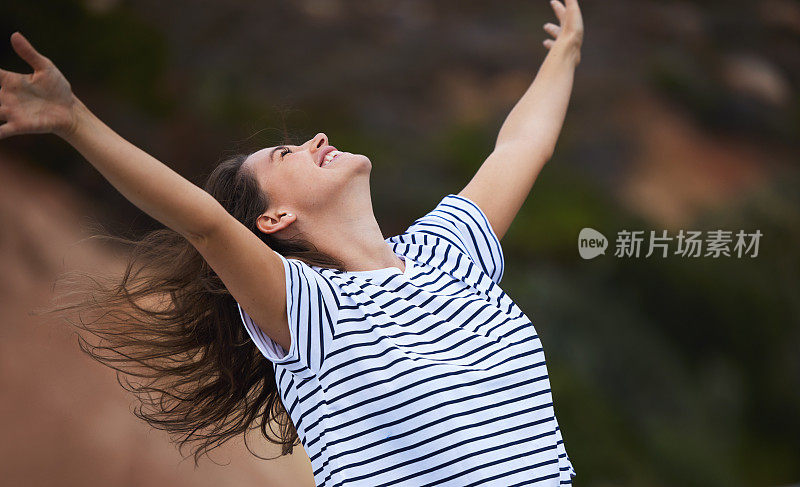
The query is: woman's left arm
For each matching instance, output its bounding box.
[459,0,583,241]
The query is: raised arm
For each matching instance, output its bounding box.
[0,32,291,350]
[458,0,583,241]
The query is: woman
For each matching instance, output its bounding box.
[1,0,583,484]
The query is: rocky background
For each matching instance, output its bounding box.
[0,0,798,485]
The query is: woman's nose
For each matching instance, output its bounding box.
[309,132,328,149]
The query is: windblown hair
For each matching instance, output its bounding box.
[49,153,343,464]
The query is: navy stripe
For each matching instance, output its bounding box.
[428,450,558,487]
[323,386,554,468]
[449,193,505,281]
[364,424,557,486]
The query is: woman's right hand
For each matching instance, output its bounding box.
[0,32,78,140]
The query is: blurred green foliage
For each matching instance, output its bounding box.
[1,0,169,113]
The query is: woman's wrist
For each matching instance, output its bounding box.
[552,36,582,66]
[56,94,91,143]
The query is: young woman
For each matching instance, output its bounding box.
[1,0,583,485]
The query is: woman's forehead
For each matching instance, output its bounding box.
[254,146,277,163]
[244,146,277,176]
[245,139,309,174]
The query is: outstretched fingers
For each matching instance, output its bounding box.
[0,122,17,140]
[10,32,50,72]
[549,0,566,23]
[0,67,24,88]
[544,22,561,38]
[543,20,561,50]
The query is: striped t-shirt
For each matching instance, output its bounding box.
[237,194,576,486]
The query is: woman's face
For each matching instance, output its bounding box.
[242,132,372,235]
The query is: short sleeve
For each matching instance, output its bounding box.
[405,193,505,284]
[236,253,340,371]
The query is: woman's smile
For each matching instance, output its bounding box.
[321,150,346,167]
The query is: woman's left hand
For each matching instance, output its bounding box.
[543,0,584,63]
[0,32,78,140]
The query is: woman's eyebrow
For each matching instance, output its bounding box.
[268,146,281,163]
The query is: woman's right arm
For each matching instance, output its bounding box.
[61,97,229,240]
[0,32,291,350]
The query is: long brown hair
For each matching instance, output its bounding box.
[49,152,343,464]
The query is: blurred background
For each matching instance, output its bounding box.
[1,0,798,486]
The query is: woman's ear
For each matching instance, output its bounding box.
[256,212,295,235]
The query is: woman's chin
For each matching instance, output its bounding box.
[354,154,372,171]
[330,153,371,173]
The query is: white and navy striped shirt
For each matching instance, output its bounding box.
[237,194,576,486]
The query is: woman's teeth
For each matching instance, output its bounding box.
[322,150,342,167]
